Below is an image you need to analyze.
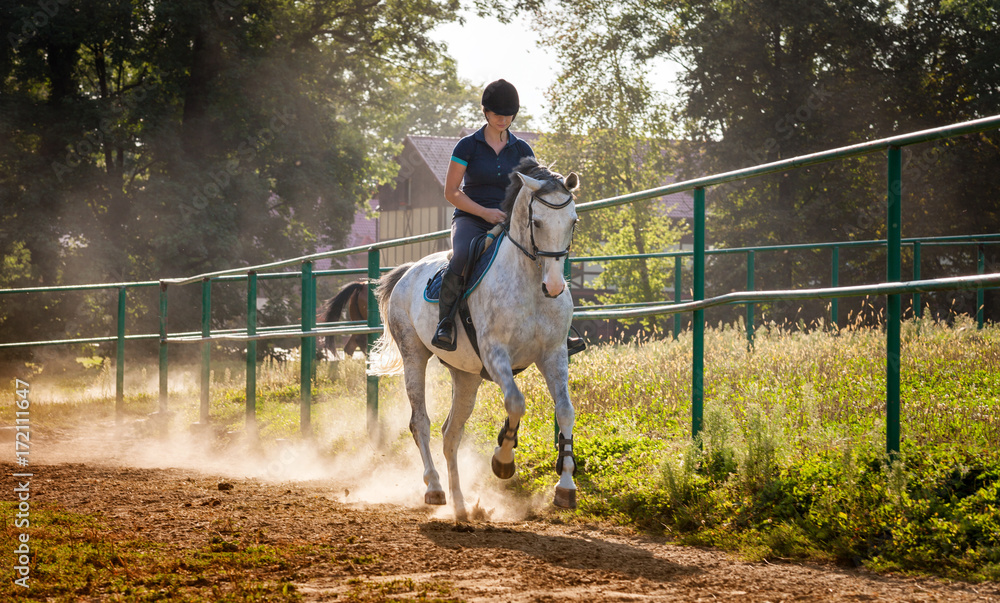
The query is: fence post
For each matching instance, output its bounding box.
[116,286,126,423]
[746,250,755,350]
[978,244,985,329]
[912,242,922,319]
[366,248,381,439]
[300,261,315,437]
[673,255,682,341]
[692,187,706,440]
[886,146,902,456]
[831,246,840,328]
[200,277,211,426]
[246,271,258,438]
[158,282,168,415]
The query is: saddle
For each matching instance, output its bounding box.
[423,226,507,381]
[424,226,505,303]
[423,225,585,382]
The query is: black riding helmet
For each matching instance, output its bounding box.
[482,79,519,117]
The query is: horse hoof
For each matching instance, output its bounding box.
[491,455,516,479]
[554,486,576,509]
[425,490,446,505]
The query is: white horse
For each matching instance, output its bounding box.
[368,158,581,521]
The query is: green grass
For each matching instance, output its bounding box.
[3,317,1000,583]
[463,316,1000,581]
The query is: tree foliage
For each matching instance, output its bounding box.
[530,0,686,321]
[524,0,1000,324]
[0,0,477,347]
[662,0,1000,322]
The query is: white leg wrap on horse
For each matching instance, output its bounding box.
[494,444,515,464]
[553,430,577,508]
[491,416,519,479]
[557,457,576,490]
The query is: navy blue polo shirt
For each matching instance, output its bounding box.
[450,126,534,218]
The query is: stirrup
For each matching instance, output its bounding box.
[567,325,587,358]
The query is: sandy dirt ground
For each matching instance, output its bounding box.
[3,426,999,603]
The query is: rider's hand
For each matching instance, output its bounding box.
[482,208,507,224]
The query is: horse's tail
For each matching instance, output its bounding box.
[319,281,365,351]
[366,263,413,377]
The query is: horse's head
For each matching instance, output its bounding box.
[502,159,580,298]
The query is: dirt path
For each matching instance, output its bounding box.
[5,458,999,602]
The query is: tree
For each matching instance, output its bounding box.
[664,0,1000,322]
[530,0,687,329]
[880,0,1000,319]
[666,0,891,324]
[0,0,473,350]
[569,0,1000,324]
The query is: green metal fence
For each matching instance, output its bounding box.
[3,114,1000,455]
[571,232,1000,346]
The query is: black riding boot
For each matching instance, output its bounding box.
[432,271,464,351]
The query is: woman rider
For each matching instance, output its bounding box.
[432,79,534,351]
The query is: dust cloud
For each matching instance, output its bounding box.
[29,360,549,523]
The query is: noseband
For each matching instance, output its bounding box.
[503,193,576,262]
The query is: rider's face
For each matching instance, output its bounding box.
[484,110,514,132]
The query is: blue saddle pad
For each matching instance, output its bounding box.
[424,231,505,302]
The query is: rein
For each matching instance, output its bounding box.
[502,193,576,262]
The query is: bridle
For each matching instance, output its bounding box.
[502,192,576,262]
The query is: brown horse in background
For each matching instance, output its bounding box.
[319,280,368,357]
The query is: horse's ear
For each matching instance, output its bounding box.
[564,172,580,192]
[515,171,544,191]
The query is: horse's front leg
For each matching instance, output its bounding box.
[538,350,577,508]
[483,347,524,480]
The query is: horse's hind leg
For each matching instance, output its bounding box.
[441,368,482,522]
[399,338,443,505]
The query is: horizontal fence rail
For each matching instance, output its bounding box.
[3,115,1000,455]
[571,236,999,346]
[573,273,1000,320]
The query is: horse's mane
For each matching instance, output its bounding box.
[501,158,570,227]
